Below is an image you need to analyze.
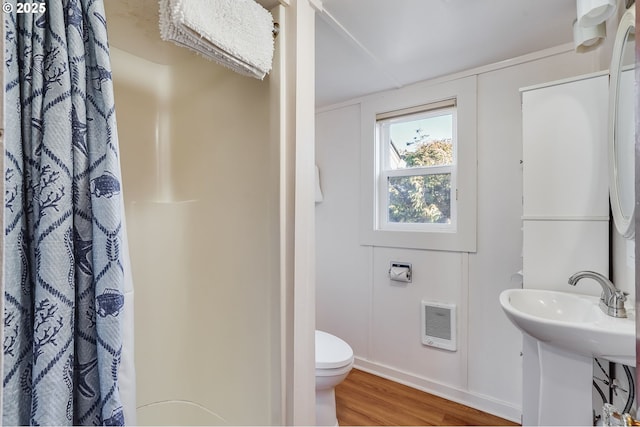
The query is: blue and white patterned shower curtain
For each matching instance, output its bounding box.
[4,0,126,424]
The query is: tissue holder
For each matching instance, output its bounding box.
[389,262,412,283]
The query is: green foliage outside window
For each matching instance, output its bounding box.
[388,139,453,224]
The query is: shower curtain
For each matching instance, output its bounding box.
[4,0,134,424]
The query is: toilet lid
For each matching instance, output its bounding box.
[316,330,354,369]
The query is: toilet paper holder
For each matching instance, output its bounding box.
[389,262,412,283]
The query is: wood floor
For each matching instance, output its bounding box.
[335,369,520,426]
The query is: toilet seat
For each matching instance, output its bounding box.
[315,330,354,426]
[315,330,354,370]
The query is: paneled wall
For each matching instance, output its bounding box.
[315,45,603,421]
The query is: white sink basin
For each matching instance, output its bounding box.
[499,289,635,365]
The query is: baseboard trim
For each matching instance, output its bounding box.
[354,357,522,424]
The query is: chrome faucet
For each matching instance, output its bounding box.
[567,271,627,318]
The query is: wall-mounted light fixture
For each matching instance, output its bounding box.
[573,18,606,51]
[576,0,617,27]
[574,0,617,51]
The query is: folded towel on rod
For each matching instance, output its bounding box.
[159,0,274,79]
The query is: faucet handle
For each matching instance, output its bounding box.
[615,290,628,301]
[607,291,628,318]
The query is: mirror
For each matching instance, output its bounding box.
[609,6,636,239]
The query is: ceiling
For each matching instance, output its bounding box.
[104,0,579,108]
[315,0,577,107]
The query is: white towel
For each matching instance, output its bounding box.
[159,0,274,79]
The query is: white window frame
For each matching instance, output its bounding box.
[376,103,457,233]
[360,75,477,252]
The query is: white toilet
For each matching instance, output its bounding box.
[315,330,354,426]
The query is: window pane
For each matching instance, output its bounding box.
[388,112,453,170]
[388,174,451,224]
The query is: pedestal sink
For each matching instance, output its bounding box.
[500,289,634,365]
[499,288,635,426]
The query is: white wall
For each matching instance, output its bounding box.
[315,45,603,421]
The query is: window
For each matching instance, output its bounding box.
[376,100,457,232]
[359,76,477,252]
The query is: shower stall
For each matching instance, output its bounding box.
[100,0,317,424]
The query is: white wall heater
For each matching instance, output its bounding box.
[421,301,457,351]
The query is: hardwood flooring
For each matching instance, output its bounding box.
[335,369,520,426]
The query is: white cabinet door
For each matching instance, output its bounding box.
[522,220,608,294]
[522,74,609,219]
[521,73,609,293]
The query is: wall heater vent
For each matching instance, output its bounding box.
[421,301,457,351]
